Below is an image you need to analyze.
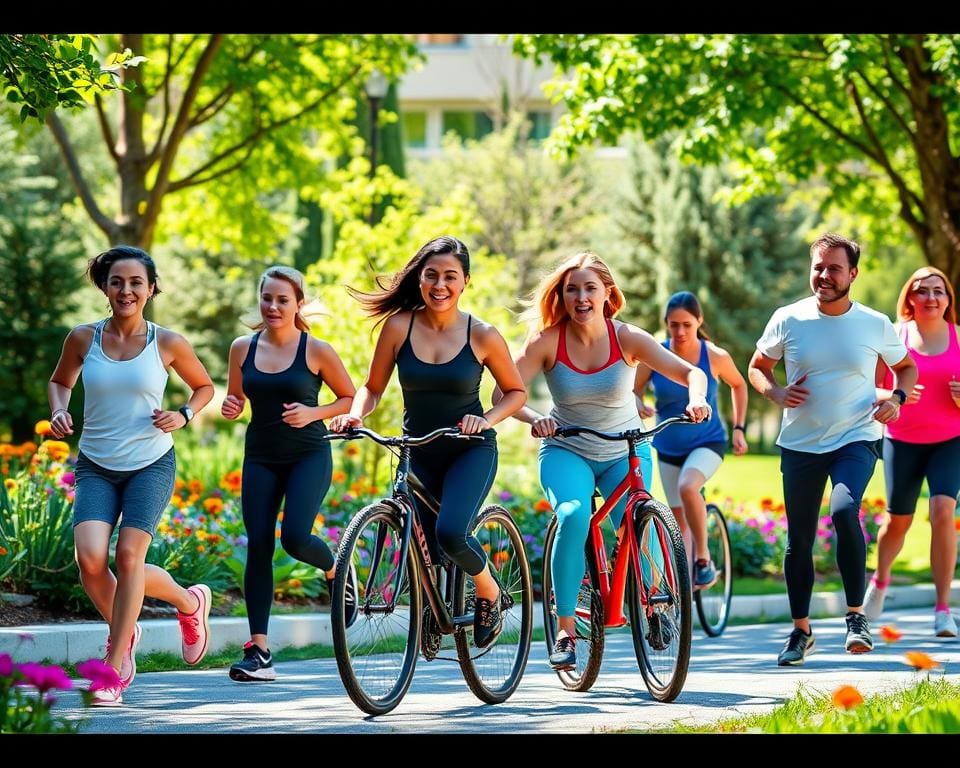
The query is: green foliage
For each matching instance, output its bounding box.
[411,113,602,303]
[514,34,960,285]
[0,118,86,442]
[0,34,130,121]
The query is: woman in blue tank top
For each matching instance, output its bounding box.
[221,266,356,682]
[635,291,749,591]
[48,246,215,706]
[495,253,711,670]
[330,236,526,649]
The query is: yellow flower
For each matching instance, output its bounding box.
[3,478,16,492]
[34,420,54,437]
[288,578,302,589]
[344,444,360,457]
[203,497,224,515]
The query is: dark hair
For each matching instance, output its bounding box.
[86,245,162,295]
[348,236,470,324]
[664,291,710,340]
[810,232,860,269]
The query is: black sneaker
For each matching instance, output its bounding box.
[845,611,874,653]
[693,559,718,590]
[645,611,675,651]
[474,594,503,649]
[229,641,276,681]
[326,562,359,629]
[777,628,816,666]
[549,635,576,670]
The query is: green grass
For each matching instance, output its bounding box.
[656,676,960,733]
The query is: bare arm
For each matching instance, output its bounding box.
[48,325,94,438]
[156,330,215,432]
[874,353,919,424]
[633,364,655,419]
[466,324,526,434]
[748,350,809,408]
[329,315,404,432]
[492,330,551,424]
[712,344,749,455]
[281,338,357,428]
[221,337,250,420]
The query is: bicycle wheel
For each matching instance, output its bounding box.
[627,499,691,702]
[454,504,533,704]
[331,502,422,716]
[541,515,604,692]
[695,503,733,637]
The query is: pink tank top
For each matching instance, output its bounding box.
[885,323,960,444]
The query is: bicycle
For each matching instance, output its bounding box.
[323,426,534,716]
[694,501,732,637]
[542,416,693,702]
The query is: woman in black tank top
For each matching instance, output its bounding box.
[330,236,526,648]
[221,266,356,681]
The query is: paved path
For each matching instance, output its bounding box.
[57,607,959,733]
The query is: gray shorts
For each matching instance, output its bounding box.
[73,448,176,536]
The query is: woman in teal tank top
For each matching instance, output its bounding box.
[330,236,526,649]
[495,252,711,670]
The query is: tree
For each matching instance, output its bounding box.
[44,34,418,253]
[616,136,815,448]
[0,34,129,121]
[515,34,960,291]
[0,119,85,441]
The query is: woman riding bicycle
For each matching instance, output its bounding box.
[495,252,709,670]
[634,291,749,591]
[329,236,526,648]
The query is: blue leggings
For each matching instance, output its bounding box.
[241,449,334,636]
[539,443,652,617]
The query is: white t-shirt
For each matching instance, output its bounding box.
[756,296,907,453]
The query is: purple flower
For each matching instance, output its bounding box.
[498,490,513,502]
[236,535,248,547]
[0,653,13,677]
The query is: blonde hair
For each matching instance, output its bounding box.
[525,252,626,331]
[896,266,957,325]
[241,265,326,332]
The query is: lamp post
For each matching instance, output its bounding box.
[364,68,389,224]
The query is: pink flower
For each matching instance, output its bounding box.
[59,471,75,487]
[77,658,122,691]
[15,662,73,692]
[0,653,13,676]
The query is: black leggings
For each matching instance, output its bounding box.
[241,449,334,636]
[780,440,879,619]
[411,439,498,576]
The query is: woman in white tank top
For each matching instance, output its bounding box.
[47,246,214,706]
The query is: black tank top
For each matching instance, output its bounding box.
[241,331,328,462]
[395,312,493,440]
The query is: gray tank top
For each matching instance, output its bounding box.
[79,319,174,471]
[543,319,641,461]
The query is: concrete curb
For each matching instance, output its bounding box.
[0,582,950,664]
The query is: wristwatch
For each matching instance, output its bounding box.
[179,405,195,424]
[891,389,907,406]
[733,424,746,432]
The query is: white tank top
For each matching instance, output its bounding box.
[79,319,174,471]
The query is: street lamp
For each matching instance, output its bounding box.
[364,68,389,224]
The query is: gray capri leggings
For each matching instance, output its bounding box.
[73,448,176,536]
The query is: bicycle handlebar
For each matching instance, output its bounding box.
[323,425,481,448]
[553,414,695,442]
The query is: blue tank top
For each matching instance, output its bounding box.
[649,339,726,455]
[395,312,494,441]
[241,331,328,462]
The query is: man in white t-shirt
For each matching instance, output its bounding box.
[749,233,917,666]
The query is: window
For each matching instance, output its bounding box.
[442,111,494,142]
[402,111,427,148]
[527,111,552,142]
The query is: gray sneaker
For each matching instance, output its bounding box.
[934,610,958,638]
[863,581,886,621]
[777,628,816,666]
[845,611,874,653]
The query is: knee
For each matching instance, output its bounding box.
[279,531,308,561]
[554,500,588,531]
[678,481,702,505]
[113,544,144,576]
[884,514,914,536]
[435,520,469,558]
[75,549,109,578]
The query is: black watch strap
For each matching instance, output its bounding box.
[733,424,746,432]
[892,389,907,406]
[179,405,194,424]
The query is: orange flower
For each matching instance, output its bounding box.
[34,419,54,437]
[278,510,284,522]
[175,479,186,491]
[288,578,302,589]
[330,498,340,507]
[196,544,205,553]
[188,479,203,495]
[331,470,347,483]
[344,444,360,457]
[0,545,8,556]
[955,518,960,533]
[492,550,510,570]
[879,625,903,643]
[220,470,242,494]
[904,651,941,670]
[831,685,864,710]
[873,497,887,509]
[202,497,224,515]
[314,514,325,527]
[759,497,775,510]
[534,499,552,513]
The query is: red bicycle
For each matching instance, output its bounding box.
[543,416,693,701]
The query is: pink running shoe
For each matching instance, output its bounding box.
[177,584,212,665]
[90,684,124,707]
[105,622,143,689]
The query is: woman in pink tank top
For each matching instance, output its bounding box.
[864,267,960,637]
